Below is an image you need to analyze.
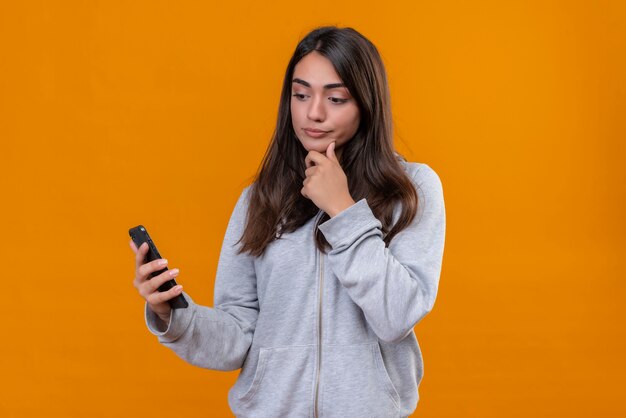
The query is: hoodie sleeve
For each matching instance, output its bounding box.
[144,186,259,371]
[318,164,446,343]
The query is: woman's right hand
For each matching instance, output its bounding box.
[130,239,183,324]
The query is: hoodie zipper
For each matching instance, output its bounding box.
[314,212,324,418]
[314,247,324,417]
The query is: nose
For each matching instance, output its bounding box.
[307,95,325,122]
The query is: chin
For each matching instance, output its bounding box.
[299,140,325,152]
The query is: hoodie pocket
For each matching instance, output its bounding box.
[233,345,315,417]
[321,342,401,417]
[237,347,270,404]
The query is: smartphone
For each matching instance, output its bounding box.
[128,225,188,309]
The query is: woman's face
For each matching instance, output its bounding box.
[290,51,360,158]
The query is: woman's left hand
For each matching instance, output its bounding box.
[301,142,356,218]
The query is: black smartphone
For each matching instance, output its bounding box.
[128,225,188,309]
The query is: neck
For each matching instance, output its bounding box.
[335,146,344,164]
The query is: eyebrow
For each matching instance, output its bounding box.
[292,78,346,90]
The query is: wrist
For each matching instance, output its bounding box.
[328,197,356,218]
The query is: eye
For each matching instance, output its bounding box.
[329,97,348,104]
[292,93,307,100]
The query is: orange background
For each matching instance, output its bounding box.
[1,1,624,417]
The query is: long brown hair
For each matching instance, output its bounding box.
[238,26,419,257]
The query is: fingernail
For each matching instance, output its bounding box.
[159,259,168,266]
[169,268,179,276]
[176,285,183,292]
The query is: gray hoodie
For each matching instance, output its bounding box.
[144,159,446,418]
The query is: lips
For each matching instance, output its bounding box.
[303,128,330,138]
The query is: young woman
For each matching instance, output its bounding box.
[130,26,446,418]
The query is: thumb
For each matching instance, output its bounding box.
[326,142,338,163]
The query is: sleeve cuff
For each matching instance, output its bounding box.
[144,291,195,343]
[318,198,382,249]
